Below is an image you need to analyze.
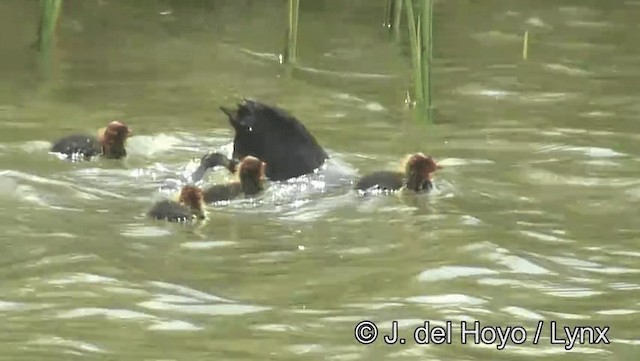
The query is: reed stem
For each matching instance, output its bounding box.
[283,0,300,65]
[37,0,63,78]
[38,0,63,52]
[404,0,423,107]
[392,0,403,41]
[420,0,433,117]
[384,0,404,41]
[384,0,393,28]
[523,31,529,60]
[403,0,434,121]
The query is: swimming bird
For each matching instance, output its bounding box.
[193,99,328,182]
[354,153,441,193]
[147,185,206,222]
[50,120,132,160]
[202,155,266,203]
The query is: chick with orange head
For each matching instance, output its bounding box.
[354,153,442,193]
[148,185,206,222]
[202,156,267,203]
[50,121,132,160]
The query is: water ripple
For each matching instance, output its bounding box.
[27,336,106,354]
[416,266,499,282]
[405,294,487,307]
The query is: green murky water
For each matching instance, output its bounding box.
[1,1,639,360]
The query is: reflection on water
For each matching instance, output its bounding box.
[1,0,640,360]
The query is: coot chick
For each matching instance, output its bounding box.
[148,185,206,222]
[202,155,266,203]
[354,153,442,193]
[50,121,132,160]
[215,99,328,182]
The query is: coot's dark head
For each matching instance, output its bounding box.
[99,121,132,159]
[237,155,266,195]
[220,101,266,161]
[191,152,239,183]
[178,185,205,219]
[219,99,328,181]
[203,152,238,172]
[404,153,442,192]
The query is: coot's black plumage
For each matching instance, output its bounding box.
[192,99,328,182]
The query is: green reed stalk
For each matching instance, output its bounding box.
[392,0,404,41]
[283,0,300,65]
[37,0,63,79]
[38,0,63,53]
[384,0,393,28]
[420,0,433,118]
[384,0,402,41]
[403,0,434,121]
[523,31,529,60]
[404,0,423,108]
[384,0,404,41]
